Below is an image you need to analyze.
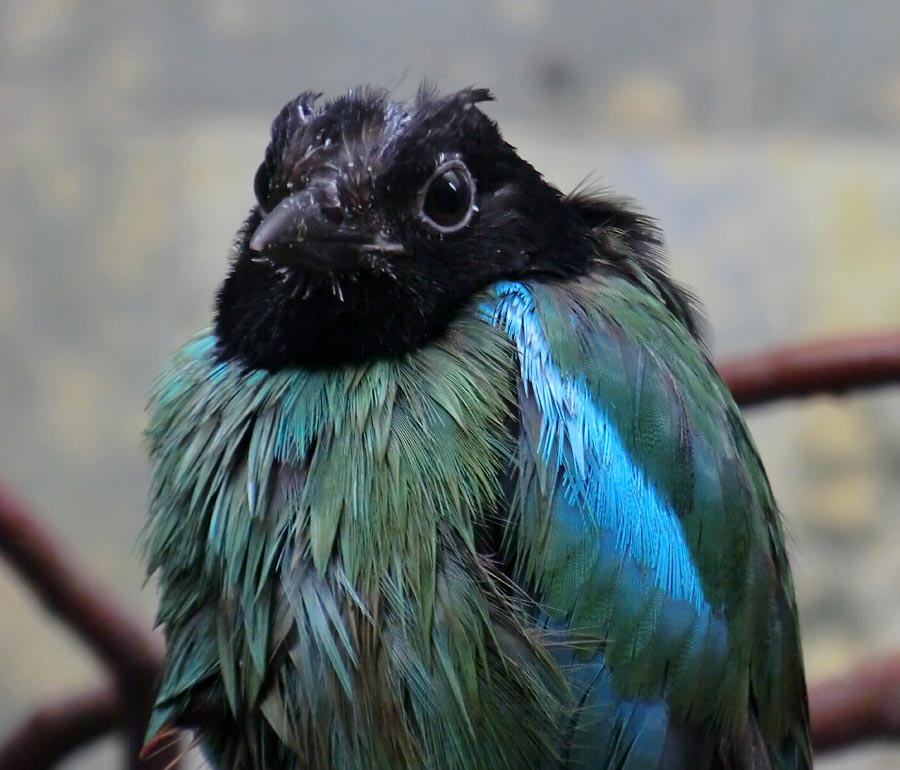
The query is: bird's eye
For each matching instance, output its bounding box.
[418,160,475,233]
[253,163,270,214]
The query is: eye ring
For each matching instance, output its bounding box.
[417,159,476,234]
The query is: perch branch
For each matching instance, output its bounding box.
[719,330,900,406]
[0,684,184,770]
[0,484,160,677]
[811,651,900,752]
[0,484,173,769]
[0,685,119,770]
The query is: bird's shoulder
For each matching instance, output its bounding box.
[485,271,809,768]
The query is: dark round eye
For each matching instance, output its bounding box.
[253,162,270,213]
[418,160,475,233]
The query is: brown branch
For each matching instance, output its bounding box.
[719,330,900,407]
[0,484,160,678]
[811,652,900,753]
[0,484,173,769]
[0,685,116,770]
[0,684,184,770]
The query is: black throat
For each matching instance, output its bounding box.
[214,215,453,370]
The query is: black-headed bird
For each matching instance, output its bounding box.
[143,87,810,770]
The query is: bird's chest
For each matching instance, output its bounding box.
[148,327,519,600]
[263,355,517,585]
[146,328,535,768]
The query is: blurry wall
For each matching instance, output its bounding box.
[1,2,899,768]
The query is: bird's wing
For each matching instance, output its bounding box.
[485,276,810,770]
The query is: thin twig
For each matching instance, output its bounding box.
[0,685,116,770]
[0,684,185,770]
[0,484,173,769]
[719,330,900,406]
[811,652,900,752]
[0,485,160,678]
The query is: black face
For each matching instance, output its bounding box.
[214,86,599,370]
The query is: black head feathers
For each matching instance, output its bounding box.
[214,85,695,370]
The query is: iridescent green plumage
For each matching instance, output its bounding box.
[146,308,564,769]
[145,86,808,770]
[146,267,808,769]
[492,274,808,768]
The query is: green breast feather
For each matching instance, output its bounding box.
[145,268,809,770]
[145,308,564,770]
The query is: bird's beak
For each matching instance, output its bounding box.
[249,191,403,256]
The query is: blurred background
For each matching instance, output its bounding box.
[2,2,900,768]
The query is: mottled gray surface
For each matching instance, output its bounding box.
[2,2,900,768]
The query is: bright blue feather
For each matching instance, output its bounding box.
[485,282,707,611]
[482,280,738,767]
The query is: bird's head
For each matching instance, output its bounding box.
[214,86,600,370]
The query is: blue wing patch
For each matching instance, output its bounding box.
[483,281,733,768]
[485,281,708,612]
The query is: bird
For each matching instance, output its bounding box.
[142,85,810,770]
